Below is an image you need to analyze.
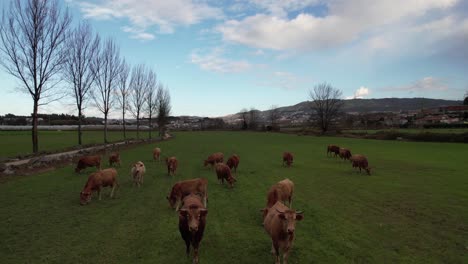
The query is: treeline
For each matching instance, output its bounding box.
[0,0,172,153]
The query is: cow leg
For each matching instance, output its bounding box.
[185,240,191,256]
[110,185,116,198]
[283,248,290,264]
[193,246,199,264]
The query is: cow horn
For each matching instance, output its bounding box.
[295,210,303,214]
[275,208,284,214]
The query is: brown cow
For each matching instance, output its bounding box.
[338,148,352,161]
[80,168,119,205]
[75,155,101,173]
[167,178,208,211]
[153,147,161,161]
[282,152,293,167]
[350,154,371,175]
[263,201,304,264]
[327,145,340,157]
[262,178,294,220]
[226,154,240,172]
[178,194,208,264]
[215,163,236,188]
[109,152,121,167]
[204,152,224,168]
[131,161,146,187]
[166,156,178,176]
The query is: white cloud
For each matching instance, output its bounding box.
[190,48,252,73]
[346,86,370,99]
[77,0,223,38]
[384,77,448,93]
[121,26,155,40]
[256,71,311,90]
[217,0,460,51]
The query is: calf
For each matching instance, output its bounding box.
[226,154,240,172]
[178,194,208,264]
[204,152,224,168]
[108,152,121,167]
[350,154,371,175]
[282,152,294,167]
[262,179,294,220]
[75,155,101,173]
[263,201,304,264]
[215,163,236,188]
[327,145,340,157]
[131,161,146,187]
[80,168,119,205]
[338,148,352,161]
[167,178,208,211]
[166,156,178,176]
[153,147,161,161]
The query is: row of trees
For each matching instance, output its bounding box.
[0,0,171,153]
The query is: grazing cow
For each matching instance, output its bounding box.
[131,161,146,187]
[204,152,224,168]
[338,148,352,161]
[327,145,340,157]
[282,152,294,167]
[80,168,119,205]
[226,154,240,172]
[75,155,101,173]
[215,163,236,188]
[350,154,371,175]
[263,201,304,264]
[262,179,294,220]
[166,156,178,176]
[109,152,121,167]
[178,194,208,264]
[153,147,161,162]
[167,178,208,211]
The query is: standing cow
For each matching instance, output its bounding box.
[327,145,340,157]
[215,163,236,188]
[109,152,121,167]
[80,168,119,205]
[350,154,371,175]
[166,156,178,176]
[131,161,146,187]
[262,179,294,220]
[338,148,352,161]
[153,147,161,162]
[282,152,294,167]
[226,154,240,173]
[167,178,208,211]
[178,194,208,264]
[263,201,304,264]
[204,152,224,168]
[75,155,101,173]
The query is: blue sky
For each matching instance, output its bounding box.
[1,0,467,118]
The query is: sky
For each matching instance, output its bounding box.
[0,0,467,118]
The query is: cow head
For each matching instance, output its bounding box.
[365,167,372,175]
[179,207,208,233]
[203,160,209,167]
[133,161,144,174]
[227,176,237,188]
[80,191,92,205]
[276,209,304,235]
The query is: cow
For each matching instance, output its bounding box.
[215,163,236,188]
[282,152,293,167]
[75,155,101,173]
[178,194,208,264]
[338,148,352,161]
[131,161,146,187]
[167,178,208,211]
[166,156,178,176]
[153,147,161,162]
[327,145,340,157]
[263,201,304,264]
[261,179,294,220]
[226,154,240,173]
[80,168,119,205]
[109,152,121,167]
[204,152,224,168]
[350,154,371,175]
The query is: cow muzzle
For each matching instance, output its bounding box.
[287,228,295,234]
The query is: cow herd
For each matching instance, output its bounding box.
[73,144,370,263]
[327,145,372,175]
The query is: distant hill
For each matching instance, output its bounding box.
[222,98,463,123]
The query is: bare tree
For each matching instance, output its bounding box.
[248,107,259,130]
[116,59,130,139]
[91,38,121,143]
[145,70,157,139]
[309,83,343,133]
[239,108,248,130]
[464,91,468,105]
[129,64,148,139]
[156,84,171,137]
[0,0,71,153]
[268,105,280,130]
[63,21,100,145]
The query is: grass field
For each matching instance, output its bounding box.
[0,130,144,158]
[0,131,467,263]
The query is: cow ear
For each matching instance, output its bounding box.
[278,213,286,220]
[295,213,304,221]
[178,209,188,217]
[199,209,208,217]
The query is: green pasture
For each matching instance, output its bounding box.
[0,130,145,158]
[0,131,467,263]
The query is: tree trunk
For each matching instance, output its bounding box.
[78,108,83,145]
[136,115,140,140]
[32,101,39,153]
[104,114,108,143]
[122,109,126,140]
[148,115,152,139]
